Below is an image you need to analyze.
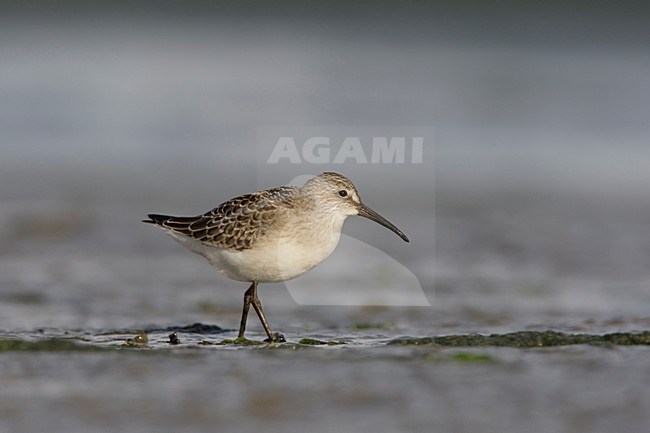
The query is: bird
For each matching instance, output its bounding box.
[143,172,409,342]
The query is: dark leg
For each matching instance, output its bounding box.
[237,283,255,339]
[249,283,285,343]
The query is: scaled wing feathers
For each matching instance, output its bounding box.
[148,186,296,251]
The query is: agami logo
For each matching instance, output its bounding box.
[267,136,424,164]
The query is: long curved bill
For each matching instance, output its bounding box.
[358,203,410,242]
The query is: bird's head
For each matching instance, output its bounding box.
[302,172,409,242]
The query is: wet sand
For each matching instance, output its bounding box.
[1,325,649,433]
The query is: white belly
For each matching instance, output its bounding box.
[167,226,342,283]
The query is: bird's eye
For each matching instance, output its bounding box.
[338,190,348,197]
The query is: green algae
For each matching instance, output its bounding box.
[214,337,344,348]
[216,337,265,346]
[122,333,149,348]
[298,338,327,345]
[3,330,649,353]
[298,338,346,346]
[388,331,650,348]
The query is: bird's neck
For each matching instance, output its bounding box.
[293,193,348,239]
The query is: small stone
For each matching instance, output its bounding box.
[133,333,148,344]
[168,332,181,345]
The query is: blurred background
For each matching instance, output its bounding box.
[2,0,649,327]
[1,1,649,432]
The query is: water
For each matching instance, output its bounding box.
[1,2,650,432]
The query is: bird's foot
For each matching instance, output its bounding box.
[264,332,286,343]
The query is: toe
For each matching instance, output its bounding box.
[264,332,286,343]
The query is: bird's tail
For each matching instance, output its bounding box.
[143,213,200,236]
[142,214,173,225]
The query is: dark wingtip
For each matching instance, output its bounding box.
[143,214,170,225]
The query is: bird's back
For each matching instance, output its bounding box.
[144,185,299,251]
